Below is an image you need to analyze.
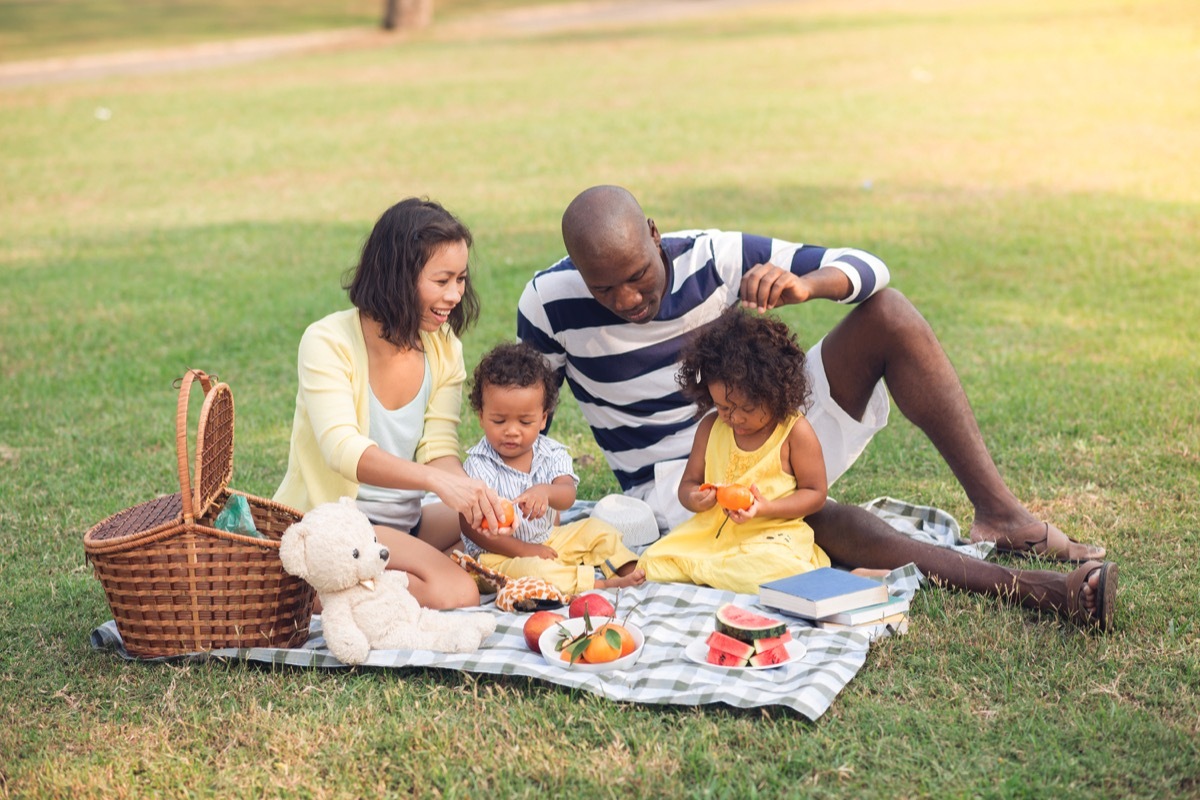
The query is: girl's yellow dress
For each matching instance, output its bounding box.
[638,413,830,594]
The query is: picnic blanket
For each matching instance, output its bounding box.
[90,497,978,721]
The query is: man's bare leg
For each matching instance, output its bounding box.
[817,288,1104,560]
[808,501,1107,619]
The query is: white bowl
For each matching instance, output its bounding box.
[538,616,645,672]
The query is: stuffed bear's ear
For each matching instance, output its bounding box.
[278,521,308,578]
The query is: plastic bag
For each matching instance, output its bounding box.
[213,494,263,538]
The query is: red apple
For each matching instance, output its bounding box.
[568,592,615,620]
[522,610,566,654]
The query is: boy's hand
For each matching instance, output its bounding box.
[530,544,558,560]
[516,487,551,520]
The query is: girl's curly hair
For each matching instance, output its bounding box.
[676,307,810,423]
[469,341,560,415]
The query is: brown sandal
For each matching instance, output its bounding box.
[1066,560,1118,630]
[971,521,1106,564]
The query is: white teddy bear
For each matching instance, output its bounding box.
[279,498,496,665]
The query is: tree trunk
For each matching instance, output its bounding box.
[383,0,433,30]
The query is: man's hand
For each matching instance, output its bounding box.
[739,264,852,311]
[740,264,812,312]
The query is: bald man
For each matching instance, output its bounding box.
[516,185,1116,628]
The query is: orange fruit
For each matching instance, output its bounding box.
[596,623,637,657]
[480,499,516,530]
[581,628,622,664]
[716,484,753,511]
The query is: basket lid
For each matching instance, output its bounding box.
[192,380,234,519]
[175,370,235,521]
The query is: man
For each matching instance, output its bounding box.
[517,185,1116,628]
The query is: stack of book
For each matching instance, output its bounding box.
[758,567,910,641]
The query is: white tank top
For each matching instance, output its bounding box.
[355,356,432,522]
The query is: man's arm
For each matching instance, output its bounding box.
[720,232,890,312]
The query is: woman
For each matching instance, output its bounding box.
[275,197,508,608]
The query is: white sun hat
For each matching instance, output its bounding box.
[591,494,660,549]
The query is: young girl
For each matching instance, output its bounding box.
[459,342,646,595]
[274,198,510,609]
[637,308,832,595]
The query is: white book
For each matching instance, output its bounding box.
[817,613,909,642]
[817,593,910,625]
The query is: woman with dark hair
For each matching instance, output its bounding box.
[276,198,507,608]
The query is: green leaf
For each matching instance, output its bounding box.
[604,628,621,649]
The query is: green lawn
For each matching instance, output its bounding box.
[0,0,613,61]
[1,0,1198,796]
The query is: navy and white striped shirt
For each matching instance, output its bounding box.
[516,229,889,491]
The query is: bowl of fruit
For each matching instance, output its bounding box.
[538,614,644,672]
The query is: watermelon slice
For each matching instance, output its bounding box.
[705,630,756,660]
[706,647,748,667]
[748,642,790,667]
[753,629,792,653]
[715,603,786,642]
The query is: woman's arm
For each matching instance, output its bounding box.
[677,413,719,514]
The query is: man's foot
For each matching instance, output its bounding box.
[1065,560,1117,630]
[597,568,646,590]
[850,567,891,579]
[969,520,1105,563]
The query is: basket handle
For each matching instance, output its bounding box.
[175,369,215,524]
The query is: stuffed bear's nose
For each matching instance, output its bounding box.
[379,548,389,562]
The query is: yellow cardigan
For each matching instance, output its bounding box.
[274,308,465,512]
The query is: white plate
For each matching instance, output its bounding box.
[539,616,644,672]
[684,638,807,670]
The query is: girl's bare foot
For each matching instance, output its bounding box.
[597,568,646,590]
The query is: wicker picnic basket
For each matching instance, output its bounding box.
[83,369,315,657]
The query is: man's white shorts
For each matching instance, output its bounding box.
[627,336,891,532]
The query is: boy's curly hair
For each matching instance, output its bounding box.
[676,307,810,423]
[469,342,560,414]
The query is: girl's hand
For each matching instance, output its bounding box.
[516,487,551,520]
[688,482,719,512]
[725,484,765,524]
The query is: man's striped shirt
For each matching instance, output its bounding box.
[516,229,889,492]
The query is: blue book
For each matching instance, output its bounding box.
[758,567,889,620]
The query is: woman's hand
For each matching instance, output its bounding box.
[435,470,508,532]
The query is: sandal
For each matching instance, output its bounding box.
[971,521,1105,564]
[1066,560,1118,631]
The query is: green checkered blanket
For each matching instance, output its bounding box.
[90,498,975,720]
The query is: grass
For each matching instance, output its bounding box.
[2,0,1199,796]
[0,0,619,62]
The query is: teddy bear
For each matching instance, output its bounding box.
[279,498,496,665]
